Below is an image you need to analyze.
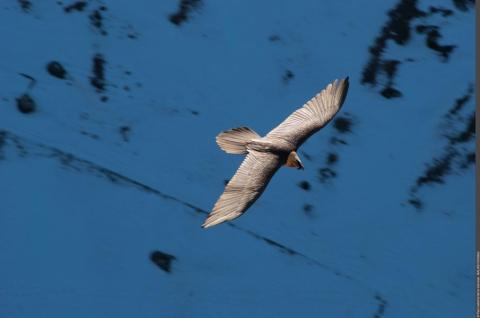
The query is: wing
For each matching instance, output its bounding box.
[202,151,282,228]
[266,77,349,149]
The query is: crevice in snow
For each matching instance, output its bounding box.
[372,293,388,318]
[407,84,475,209]
[0,129,385,296]
[361,0,460,98]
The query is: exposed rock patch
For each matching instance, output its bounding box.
[169,0,202,26]
[150,250,177,273]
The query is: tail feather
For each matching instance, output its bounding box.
[216,127,260,154]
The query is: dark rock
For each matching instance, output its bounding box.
[16,94,36,114]
[382,60,401,79]
[409,87,475,207]
[64,1,87,13]
[90,54,106,92]
[361,0,425,86]
[333,116,353,134]
[303,203,314,215]
[0,131,6,160]
[429,6,454,17]
[326,153,338,165]
[330,137,347,145]
[416,153,453,187]
[80,130,99,140]
[150,250,176,273]
[408,197,423,209]
[169,0,202,26]
[47,61,67,79]
[449,113,475,144]
[282,69,295,83]
[90,9,107,35]
[452,0,475,11]
[448,85,473,115]
[318,167,337,183]
[119,126,131,142]
[373,294,388,318]
[460,151,475,169]
[298,180,311,191]
[268,35,281,42]
[381,86,402,99]
[416,25,456,60]
[18,0,31,12]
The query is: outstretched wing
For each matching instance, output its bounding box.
[202,151,282,228]
[266,77,349,148]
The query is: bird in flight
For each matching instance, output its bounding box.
[202,77,349,228]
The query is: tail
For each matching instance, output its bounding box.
[216,127,260,154]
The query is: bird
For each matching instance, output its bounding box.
[202,77,349,228]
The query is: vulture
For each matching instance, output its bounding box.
[202,77,349,228]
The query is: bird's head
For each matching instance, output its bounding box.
[286,151,304,170]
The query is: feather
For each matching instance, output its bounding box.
[266,77,349,148]
[202,151,281,228]
[216,127,260,154]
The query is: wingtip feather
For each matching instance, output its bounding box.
[201,215,227,229]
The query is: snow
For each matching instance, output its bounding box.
[0,0,475,317]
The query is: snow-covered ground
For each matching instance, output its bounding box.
[0,0,475,317]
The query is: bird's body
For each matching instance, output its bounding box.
[202,77,349,228]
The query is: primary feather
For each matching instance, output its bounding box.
[202,151,282,228]
[266,77,349,148]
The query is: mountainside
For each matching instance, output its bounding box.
[0,0,475,317]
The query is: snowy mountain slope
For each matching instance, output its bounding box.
[0,130,381,317]
[0,0,475,317]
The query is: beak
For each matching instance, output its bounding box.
[298,162,304,170]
